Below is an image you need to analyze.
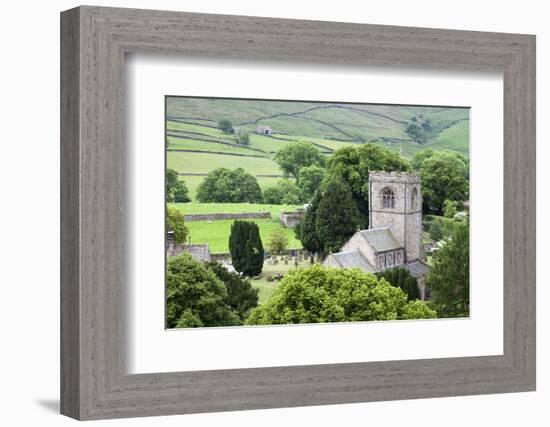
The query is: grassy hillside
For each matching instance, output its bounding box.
[166,97,469,201]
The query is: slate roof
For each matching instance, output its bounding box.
[403,260,429,278]
[359,228,402,252]
[330,250,376,273]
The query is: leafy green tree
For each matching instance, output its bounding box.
[228,220,264,276]
[246,265,436,325]
[426,220,469,317]
[166,253,240,328]
[295,190,323,255]
[376,267,420,300]
[205,262,259,322]
[298,164,326,200]
[401,299,437,320]
[166,168,191,203]
[217,119,234,134]
[327,144,409,227]
[420,151,469,214]
[262,179,304,205]
[166,206,189,243]
[411,149,435,171]
[266,227,289,255]
[429,219,444,241]
[443,199,458,218]
[196,168,262,203]
[234,130,250,145]
[274,142,326,182]
[315,179,360,254]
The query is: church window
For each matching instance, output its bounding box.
[382,187,395,209]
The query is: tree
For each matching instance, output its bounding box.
[266,228,289,255]
[228,220,264,276]
[234,130,250,145]
[411,149,435,171]
[426,220,469,317]
[166,253,240,328]
[419,151,469,214]
[298,164,326,200]
[217,119,234,134]
[376,267,420,300]
[196,168,262,203]
[295,189,323,255]
[205,262,259,322]
[274,142,326,182]
[166,206,189,243]
[262,179,304,205]
[315,179,360,254]
[443,199,458,218]
[246,265,436,325]
[429,219,444,241]
[166,168,191,203]
[327,144,409,227]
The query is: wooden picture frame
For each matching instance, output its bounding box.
[60,5,536,420]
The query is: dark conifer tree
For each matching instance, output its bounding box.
[315,179,360,255]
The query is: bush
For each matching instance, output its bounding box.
[217,119,234,134]
[246,265,436,325]
[376,267,420,300]
[166,206,188,243]
[205,262,259,322]
[196,168,262,203]
[166,253,240,328]
[266,228,289,255]
[262,179,304,205]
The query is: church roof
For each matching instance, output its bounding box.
[359,228,402,252]
[403,260,429,278]
[329,250,376,273]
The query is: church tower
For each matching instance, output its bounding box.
[368,172,423,262]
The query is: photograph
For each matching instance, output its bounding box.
[164,97,470,329]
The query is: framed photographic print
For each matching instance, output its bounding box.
[61,6,536,420]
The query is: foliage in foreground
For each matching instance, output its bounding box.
[228,220,264,277]
[204,261,259,322]
[426,220,469,318]
[166,254,240,328]
[246,265,436,325]
[166,205,189,243]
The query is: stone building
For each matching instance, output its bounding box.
[256,125,273,135]
[324,171,429,299]
[280,208,305,228]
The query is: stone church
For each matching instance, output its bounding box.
[324,171,430,299]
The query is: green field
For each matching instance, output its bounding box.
[166,98,469,158]
[168,151,281,175]
[171,202,303,254]
[184,218,301,254]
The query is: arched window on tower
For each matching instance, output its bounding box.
[411,187,418,210]
[382,187,395,209]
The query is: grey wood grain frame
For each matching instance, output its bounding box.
[60,5,536,421]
